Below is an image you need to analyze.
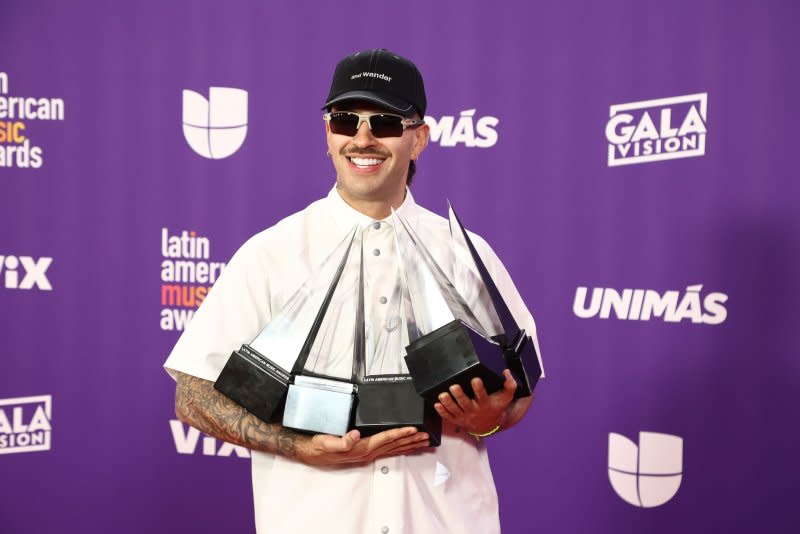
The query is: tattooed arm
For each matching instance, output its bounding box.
[174,371,431,465]
[174,370,301,457]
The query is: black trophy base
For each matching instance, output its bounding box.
[405,320,507,403]
[213,344,290,424]
[503,330,541,399]
[355,378,442,446]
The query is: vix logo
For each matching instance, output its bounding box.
[0,255,52,290]
[182,87,248,159]
[169,420,249,458]
[606,93,707,166]
[608,431,683,507]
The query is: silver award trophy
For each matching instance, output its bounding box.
[213,228,358,424]
[353,218,442,445]
[282,230,364,436]
[447,204,541,398]
[397,207,540,402]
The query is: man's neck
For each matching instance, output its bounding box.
[335,185,407,220]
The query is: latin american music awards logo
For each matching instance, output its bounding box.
[0,72,65,169]
[160,227,226,331]
[608,431,683,507]
[182,86,248,159]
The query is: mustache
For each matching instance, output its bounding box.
[341,147,390,158]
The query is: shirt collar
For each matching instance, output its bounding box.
[326,183,420,232]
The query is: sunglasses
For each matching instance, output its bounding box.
[323,111,425,138]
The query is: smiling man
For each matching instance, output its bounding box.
[164,48,542,534]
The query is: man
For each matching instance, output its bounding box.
[165,48,543,534]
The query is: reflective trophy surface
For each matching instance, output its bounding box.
[353,220,442,445]
[213,228,358,424]
[281,231,363,436]
[398,206,541,402]
[447,204,542,398]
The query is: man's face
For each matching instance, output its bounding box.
[325,102,428,203]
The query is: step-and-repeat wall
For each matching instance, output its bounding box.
[2,1,797,532]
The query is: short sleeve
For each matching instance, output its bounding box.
[163,234,272,382]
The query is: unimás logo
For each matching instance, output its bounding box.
[0,395,53,455]
[0,254,52,291]
[182,87,248,159]
[424,109,498,148]
[573,284,727,325]
[169,420,249,458]
[160,228,226,331]
[608,431,683,507]
[0,72,65,169]
[606,93,707,166]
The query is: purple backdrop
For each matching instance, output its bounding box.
[2,1,798,532]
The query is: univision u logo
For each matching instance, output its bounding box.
[608,431,683,507]
[182,87,248,159]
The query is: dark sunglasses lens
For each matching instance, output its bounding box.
[369,114,404,138]
[329,113,359,136]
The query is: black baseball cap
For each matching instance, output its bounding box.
[323,48,427,117]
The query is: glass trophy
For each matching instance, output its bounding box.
[213,228,358,424]
[353,219,442,446]
[447,204,541,398]
[281,230,363,436]
[395,210,522,402]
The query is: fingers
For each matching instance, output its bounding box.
[371,433,430,460]
[433,402,456,422]
[472,378,489,404]
[314,429,360,453]
[365,426,419,450]
[437,390,463,417]
[448,384,475,413]
[370,432,430,459]
[501,369,518,399]
[374,431,428,453]
[378,440,433,459]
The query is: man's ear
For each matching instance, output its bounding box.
[411,123,429,160]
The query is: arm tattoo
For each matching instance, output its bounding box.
[174,371,302,458]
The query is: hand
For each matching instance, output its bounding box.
[297,426,431,466]
[434,369,517,435]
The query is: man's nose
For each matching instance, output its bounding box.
[350,121,377,146]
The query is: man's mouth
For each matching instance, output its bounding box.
[346,156,387,169]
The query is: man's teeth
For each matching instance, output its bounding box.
[349,157,383,167]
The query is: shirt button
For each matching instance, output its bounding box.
[373,248,381,256]
[384,316,401,332]
[381,466,389,474]
[381,527,389,534]
[373,222,381,229]
[379,296,388,304]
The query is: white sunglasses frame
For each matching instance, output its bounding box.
[323,111,425,137]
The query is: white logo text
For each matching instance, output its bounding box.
[425,109,498,148]
[574,284,727,324]
[606,93,707,166]
[0,395,52,455]
[0,255,52,290]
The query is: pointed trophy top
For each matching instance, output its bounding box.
[447,203,521,345]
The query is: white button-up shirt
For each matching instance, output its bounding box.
[164,186,543,534]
